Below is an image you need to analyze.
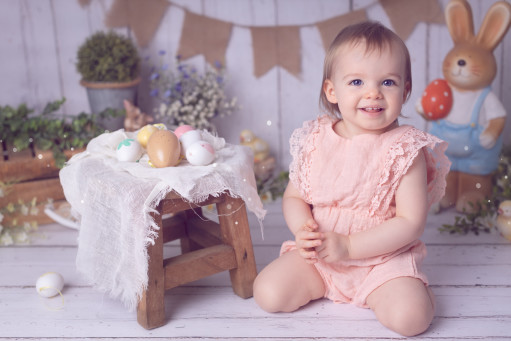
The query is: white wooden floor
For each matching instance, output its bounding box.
[1,201,511,340]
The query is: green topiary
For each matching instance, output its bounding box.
[76,31,140,83]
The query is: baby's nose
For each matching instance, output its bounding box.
[365,86,383,99]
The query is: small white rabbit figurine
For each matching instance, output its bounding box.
[417,0,511,213]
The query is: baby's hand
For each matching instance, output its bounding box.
[479,132,497,149]
[295,219,322,264]
[316,231,350,264]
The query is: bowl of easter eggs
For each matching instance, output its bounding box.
[115,124,216,168]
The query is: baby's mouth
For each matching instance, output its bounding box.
[360,107,384,113]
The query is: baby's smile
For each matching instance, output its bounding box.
[359,106,384,115]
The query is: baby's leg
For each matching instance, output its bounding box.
[253,249,325,313]
[366,277,435,337]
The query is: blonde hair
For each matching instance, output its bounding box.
[319,21,412,118]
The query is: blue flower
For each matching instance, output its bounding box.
[214,60,222,69]
[150,89,159,97]
[161,63,169,71]
[175,83,182,93]
[164,89,172,98]
[150,72,159,80]
[158,50,166,56]
[216,76,223,84]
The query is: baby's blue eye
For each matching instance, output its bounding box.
[382,79,396,86]
[350,79,363,86]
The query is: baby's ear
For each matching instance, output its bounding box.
[323,80,338,104]
[403,81,411,102]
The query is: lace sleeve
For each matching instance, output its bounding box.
[369,127,450,215]
[288,116,324,204]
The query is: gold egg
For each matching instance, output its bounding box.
[137,124,159,148]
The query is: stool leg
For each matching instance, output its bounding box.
[137,211,166,329]
[217,196,257,298]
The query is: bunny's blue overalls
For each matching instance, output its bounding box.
[429,87,502,175]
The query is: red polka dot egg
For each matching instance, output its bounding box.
[421,79,453,120]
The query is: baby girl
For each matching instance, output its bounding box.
[253,21,450,337]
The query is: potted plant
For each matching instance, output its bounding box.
[76,31,141,130]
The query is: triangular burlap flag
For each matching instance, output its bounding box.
[251,26,301,78]
[316,9,368,51]
[380,0,444,41]
[105,0,169,47]
[177,10,232,66]
[78,0,92,8]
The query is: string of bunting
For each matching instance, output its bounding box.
[80,0,444,78]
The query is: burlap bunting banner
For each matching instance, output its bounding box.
[94,0,445,78]
[380,0,444,40]
[251,26,301,78]
[105,0,169,47]
[177,10,232,67]
[316,9,368,51]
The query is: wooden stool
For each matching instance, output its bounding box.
[136,191,258,329]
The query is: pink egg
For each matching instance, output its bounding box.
[174,125,195,139]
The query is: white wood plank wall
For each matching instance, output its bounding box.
[1,0,511,170]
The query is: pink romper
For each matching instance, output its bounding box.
[281,115,450,308]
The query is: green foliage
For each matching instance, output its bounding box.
[0,98,123,168]
[257,171,289,203]
[440,146,511,235]
[76,31,140,82]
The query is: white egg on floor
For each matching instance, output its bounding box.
[36,272,64,298]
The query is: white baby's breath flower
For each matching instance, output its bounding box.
[149,57,237,131]
[21,204,29,216]
[0,230,14,246]
[14,230,29,244]
[476,213,498,231]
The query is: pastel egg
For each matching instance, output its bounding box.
[36,272,64,298]
[116,138,143,162]
[137,124,159,148]
[146,130,181,168]
[186,141,216,166]
[175,126,202,153]
[421,79,453,120]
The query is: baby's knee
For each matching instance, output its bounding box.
[253,274,285,313]
[385,305,434,337]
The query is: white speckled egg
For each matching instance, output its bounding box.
[116,138,143,162]
[36,272,64,298]
[186,141,216,166]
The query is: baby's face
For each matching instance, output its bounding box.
[323,40,409,137]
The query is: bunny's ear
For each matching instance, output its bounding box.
[476,1,511,51]
[445,0,474,44]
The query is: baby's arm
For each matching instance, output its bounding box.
[283,182,322,263]
[349,150,428,259]
[316,151,428,262]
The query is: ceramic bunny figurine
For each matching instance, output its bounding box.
[418,0,511,213]
[123,100,154,132]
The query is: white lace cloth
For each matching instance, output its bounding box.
[59,129,266,310]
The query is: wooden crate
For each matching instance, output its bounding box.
[0,143,84,225]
